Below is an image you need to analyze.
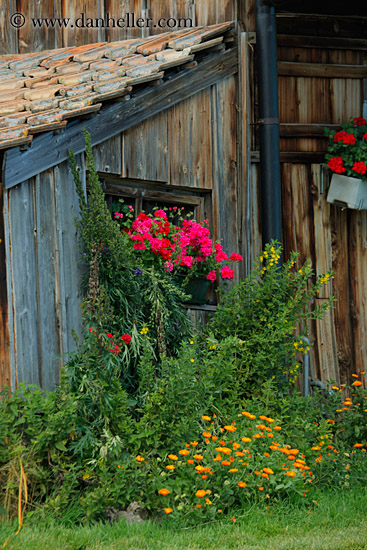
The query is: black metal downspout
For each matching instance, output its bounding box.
[256,0,282,249]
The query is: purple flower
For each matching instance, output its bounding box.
[135,268,143,276]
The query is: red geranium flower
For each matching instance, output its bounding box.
[353,117,366,126]
[121,334,131,344]
[333,131,355,145]
[352,161,367,175]
[328,157,345,174]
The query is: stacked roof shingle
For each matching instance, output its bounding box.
[0,22,233,150]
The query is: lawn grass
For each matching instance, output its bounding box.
[1,487,367,550]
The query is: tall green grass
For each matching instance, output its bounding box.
[1,487,366,550]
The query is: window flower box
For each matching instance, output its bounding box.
[327,173,367,210]
[325,116,367,209]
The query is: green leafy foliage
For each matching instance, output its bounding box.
[206,242,335,395]
[2,133,366,528]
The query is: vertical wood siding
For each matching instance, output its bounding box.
[168,88,213,189]
[4,155,85,390]
[0,0,18,54]
[277,36,367,382]
[123,112,168,182]
[1,0,238,53]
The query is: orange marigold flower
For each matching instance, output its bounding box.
[264,452,270,457]
[242,437,252,443]
[242,411,251,417]
[254,470,261,476]
[354,443,363,448]
[263,467,274,475]
[257,424,267,430]
[253,433,263,439]
[205,498,212,505]
[273,426,282,431]
[224,425,237,432]
[231,516,236,522]
[235,451,245,457]
[249,414,256,419]
[269,445,279,451]
[166,465,175,470]
[267,433,274,438]
[352,374,358,378]
[193,454,203,461]
[164,508,173,514]
[179,449,189,456]
[202,432,211,438]
[289,449,299,455]
[201,416,211,421]
[196,504,201,509]
[187,459,194,465]
[285,471,296,477]
[136,455,145,462]
[232,442,241,450]
[195,465,204,473]
[168,454,178,461]
[238,481,247,488]
[201,474,207,480]
[190,441,199,446]
[288,455,296,460]
[219,440,226,446]
[259,486,264,491]
[158,488,170,496]
[228,468,238,473]
[195,490,207,498]
[352,381,362,387]
[213,454,222,461]
[212,436,218,441]
[311,446,321,451]
[215,447,232,455]
[222,460,231,466]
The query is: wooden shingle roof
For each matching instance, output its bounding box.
[0,22,233,150]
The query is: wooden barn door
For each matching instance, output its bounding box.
[275,23,367,384]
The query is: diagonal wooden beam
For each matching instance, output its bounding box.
[3,48,238,189]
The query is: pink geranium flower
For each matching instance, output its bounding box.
[230,253,243,261]
[206,270,217,282]
[220,266,235,279]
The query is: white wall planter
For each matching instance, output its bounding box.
[327,173,367,210]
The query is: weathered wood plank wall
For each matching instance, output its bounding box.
[3,155,85,390]
[112,77,245,278]
[0,0,239,55]
[275,14,367,384]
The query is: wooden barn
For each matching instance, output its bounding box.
[0,0,367,392]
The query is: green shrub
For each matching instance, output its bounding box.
[207,242,335,396]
